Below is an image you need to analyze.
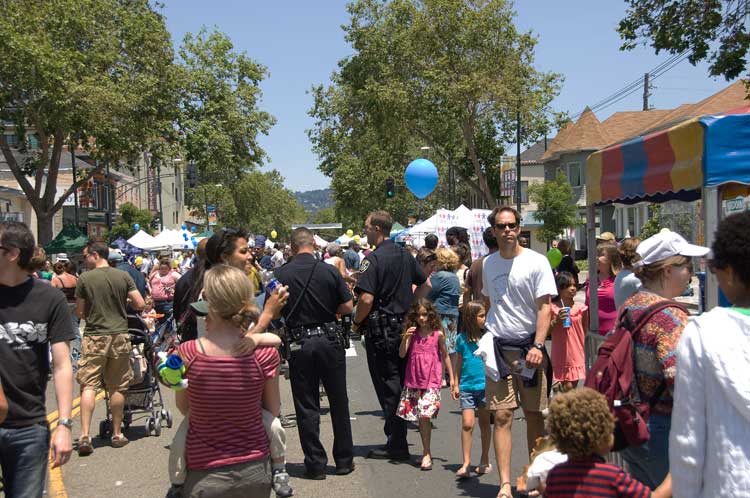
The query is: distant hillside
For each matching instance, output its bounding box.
[294,188,333,215]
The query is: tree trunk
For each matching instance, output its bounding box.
[36,212,54,246]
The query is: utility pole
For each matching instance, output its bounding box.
[105,161,112,230]
[71,142,79,229]
[643,72,650,111]
[156,158,164,231]
[516,108,522,213]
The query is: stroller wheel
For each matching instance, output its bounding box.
[154,420,162,437]
[162,409,173,429]
[99,420,112,439]
[145,417,155,436]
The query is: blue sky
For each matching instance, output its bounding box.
[161,1,737,192]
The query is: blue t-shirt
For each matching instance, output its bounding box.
[427,270,460,316]
[455,333,485,392]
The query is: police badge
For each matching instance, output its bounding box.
[359,260,370,273]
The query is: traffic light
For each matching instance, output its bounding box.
[385,178,395,198]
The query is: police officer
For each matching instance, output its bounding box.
[274,227,355,479]
[352,210,429,460]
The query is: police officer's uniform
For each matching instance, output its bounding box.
[274,253,354,476]
[355,239,426,457]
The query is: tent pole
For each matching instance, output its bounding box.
[586,204,599,335]
[703,186,720,311]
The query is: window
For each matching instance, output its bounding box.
[566,162,583,187]
[520,181,529,204]
[3,134,18,147]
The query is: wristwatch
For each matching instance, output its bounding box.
[57,418,73,429]
[532,343,545,351]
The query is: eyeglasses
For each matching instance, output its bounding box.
[493,223,518,230]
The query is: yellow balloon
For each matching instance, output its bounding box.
[353,235,361,243]
[346,229,354,237]
[271,230,278,239]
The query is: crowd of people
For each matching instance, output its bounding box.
[1,206,749,498]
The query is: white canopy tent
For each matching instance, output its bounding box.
[127,230,164,251]
[313,235,329,248]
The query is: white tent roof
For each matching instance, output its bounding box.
[152,229,193,249]
[127,230,164,250]
[452,204,474,227]
[313,235,329,247]
[408,213,438,235]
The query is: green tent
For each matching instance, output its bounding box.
[390,222,405,237]
[44,225,89,255]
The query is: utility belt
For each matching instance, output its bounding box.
[283,315,352,357]
[364,310,404,344]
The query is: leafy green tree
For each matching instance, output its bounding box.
[618,0,750,80]
[0,0,179,244]
[528,173,580,244]
[108,202,154,242]
[177,28,276,188]
[309,0,564,209]
[221,170,307,240]
[639,204,664,239]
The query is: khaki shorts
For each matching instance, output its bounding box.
[183,458,271,498]
[76,333,133,391]
[486,349,548,412]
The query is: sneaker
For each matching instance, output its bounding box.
[272,469,294,497]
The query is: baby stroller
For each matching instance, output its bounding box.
[98,313,173,439]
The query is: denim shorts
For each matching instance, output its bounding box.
[459,389,486,410]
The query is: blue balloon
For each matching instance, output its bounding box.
[190,226,196,233]
[182,233,188,240]
[133,223,140,231]
[404,158,438,199]
[181,224,186,230]
[183,244,189,249]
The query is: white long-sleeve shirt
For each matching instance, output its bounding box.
[670,307,750,498]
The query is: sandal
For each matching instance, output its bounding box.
[455,466,471,479]
[111,434,129,448]
[77,435,93,456]
[420,455,432,471]
[497,481,512,498]
[475,463,492,475]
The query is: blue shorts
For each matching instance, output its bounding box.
[459,389,486,410]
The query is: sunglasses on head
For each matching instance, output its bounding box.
[493,222,518,230]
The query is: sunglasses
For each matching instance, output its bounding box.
[493,223,518,230]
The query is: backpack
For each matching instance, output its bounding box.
[584,300,687,451]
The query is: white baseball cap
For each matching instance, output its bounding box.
[635,231,709,267]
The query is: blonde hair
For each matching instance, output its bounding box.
[203,265,259,328]
[634,255,689,287]
[436,247,459,272]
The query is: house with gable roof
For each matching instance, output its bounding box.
[538,80,749,251]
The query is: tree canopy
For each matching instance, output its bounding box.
[309,0,563,217]
[618,0,750,80]
[528,172,580,244]
[0,0,179,244]
[108,202,154,242]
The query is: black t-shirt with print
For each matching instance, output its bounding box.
[0,277,76,427]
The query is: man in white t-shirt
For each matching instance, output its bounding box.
[480,206,557,498]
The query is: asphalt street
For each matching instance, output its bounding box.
[45,339,533,498]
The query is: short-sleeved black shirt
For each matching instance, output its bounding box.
[0,277,76,427]
[273,253,352,328]
[355,239,426,316]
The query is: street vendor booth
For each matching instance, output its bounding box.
[585,109,750,334]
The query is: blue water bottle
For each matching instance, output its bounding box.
[260,269,281,294]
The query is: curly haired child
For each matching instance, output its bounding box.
[397,298,454,471]
[545,388,663,498]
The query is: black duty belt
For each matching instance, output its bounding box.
[289,321,338,343]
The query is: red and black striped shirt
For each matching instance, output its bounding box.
[545,455,651,498]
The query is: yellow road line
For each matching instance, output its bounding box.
[47,390,106,498]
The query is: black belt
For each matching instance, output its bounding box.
[288,322,338,343]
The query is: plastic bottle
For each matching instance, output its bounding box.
[260,269,281,294]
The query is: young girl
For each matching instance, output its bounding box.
[451,300,492,479]
[549,272,588,392]
[397,298,454,471]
